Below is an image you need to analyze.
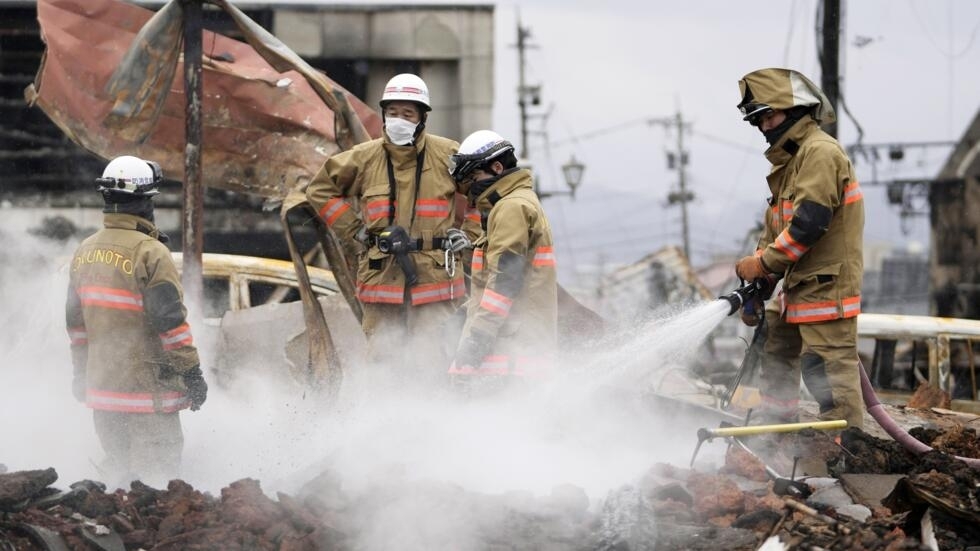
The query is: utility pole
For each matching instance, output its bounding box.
[514,17,575,199]
[675,111,690,261]
[820,0,841,138]
[515,17,533,159]
[652,112,693,260]
[513,16,582,199]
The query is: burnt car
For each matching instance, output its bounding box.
[171,253,364,391]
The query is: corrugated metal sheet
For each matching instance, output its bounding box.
[25,0,382,199]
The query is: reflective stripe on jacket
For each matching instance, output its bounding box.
[306,132,467,304]
[66,213,199,412]
[759,117,864,324]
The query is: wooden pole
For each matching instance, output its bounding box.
[181,0,204,312]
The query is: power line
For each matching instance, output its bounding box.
[550,117,655,147]
[690,130,759,154]
[561,231,679,252]
[548,114,694,256]
[551,118,758,155]
[907,0,980,59]
[783,0,799,66]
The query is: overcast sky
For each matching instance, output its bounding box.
[480,0,980,290]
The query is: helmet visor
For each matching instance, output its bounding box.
[448,154,486,184]
[448,141,513,183]
[739,103,773,126]
[96,177,160,195]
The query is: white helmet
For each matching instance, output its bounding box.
[380,73,431,112]
[448,130,515,183]
[96,155,162,196]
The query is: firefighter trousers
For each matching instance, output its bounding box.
[93,410,183,488]
[761,311,864,429]
[360,297,461,391]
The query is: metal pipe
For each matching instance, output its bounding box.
[698,420,847,439]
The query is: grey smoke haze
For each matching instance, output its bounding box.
[0,220,734,549]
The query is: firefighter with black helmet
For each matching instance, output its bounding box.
[67,155,207,487]
[733,68,865,429]
[306,74,478,387]
[448,130,558,389]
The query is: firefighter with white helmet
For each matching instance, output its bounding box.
[306,73,479,388]
[733,68,865,429]
[67,155,207,487]
[447,130,558,389]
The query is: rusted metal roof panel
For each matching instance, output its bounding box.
[26,0,382,199]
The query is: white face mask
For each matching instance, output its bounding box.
[385,117,419,145]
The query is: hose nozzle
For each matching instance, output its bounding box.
[719,280,761,316]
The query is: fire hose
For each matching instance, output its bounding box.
[718,280,980,470]
[859,362,980,469]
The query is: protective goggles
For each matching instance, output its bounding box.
[739,103,773,127]
[447,142,513,183]
[96,161,163,195]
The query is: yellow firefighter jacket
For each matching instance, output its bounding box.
[453,168,558,375]
[66,213,200,413]
[306,132,473,305]
[758,117,864,324]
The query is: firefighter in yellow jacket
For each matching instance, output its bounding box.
[734,68,865,429]
[306,73,475,383]
[447,130,558,386]
[67,156,207,487]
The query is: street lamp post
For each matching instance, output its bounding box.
[537,155,585,199]
[561,155,584,196]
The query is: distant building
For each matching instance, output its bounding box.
[930,107,980,319]
[596,245,712,321]
[862,247,930,315]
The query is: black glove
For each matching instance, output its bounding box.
[756,273,780,301]
[72,367,86,403]
[453,332,492,369]
[183,366,208,411]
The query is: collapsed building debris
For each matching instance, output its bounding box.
[3,411,979,550]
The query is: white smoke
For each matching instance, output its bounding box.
[0,216,733,550]
[178,295,733,550]
[0,221,102,482]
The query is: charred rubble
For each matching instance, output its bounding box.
[2,422,979,550]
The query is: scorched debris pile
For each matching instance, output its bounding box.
[2,422,980,550]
